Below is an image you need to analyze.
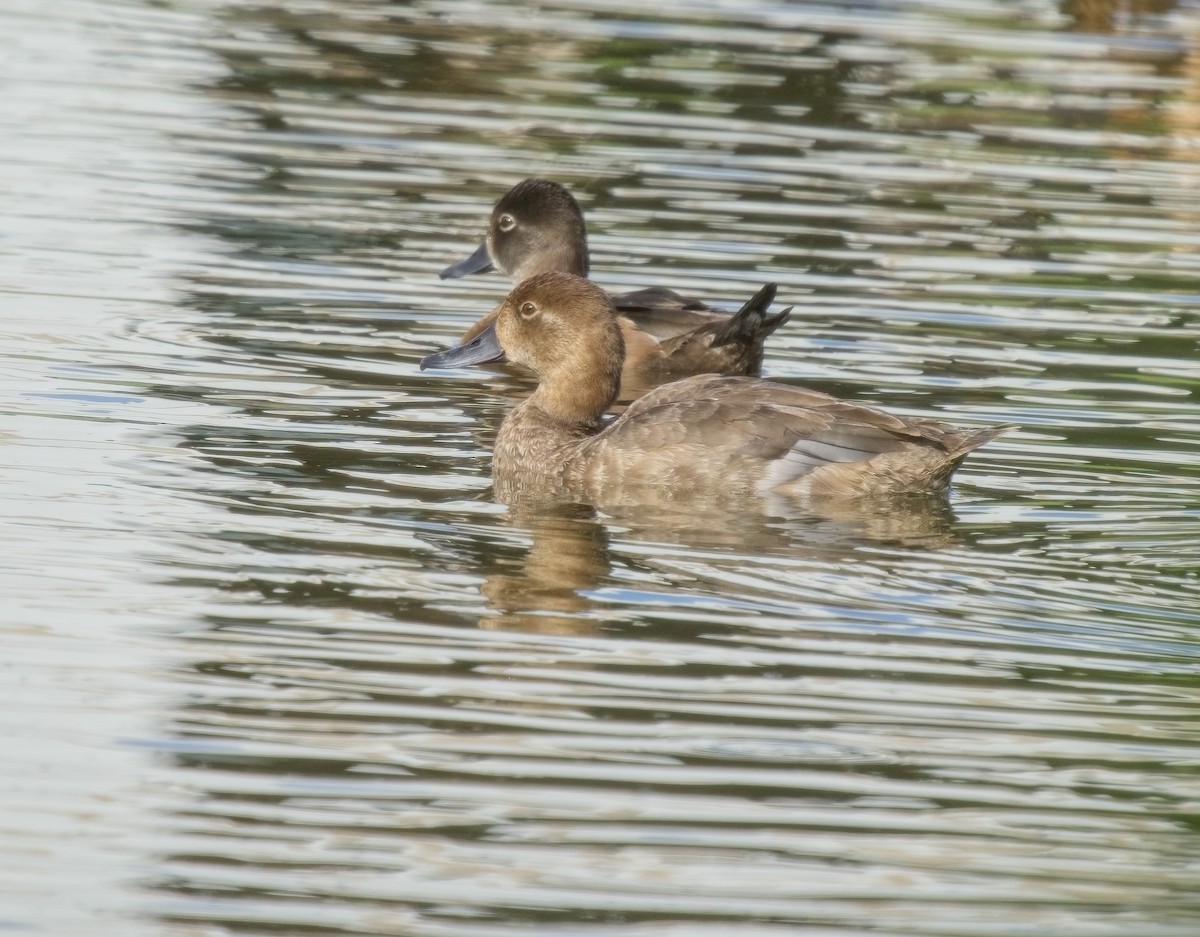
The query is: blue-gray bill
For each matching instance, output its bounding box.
[420,322,506,370]
[439,239,494,279]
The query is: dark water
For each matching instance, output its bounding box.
[2,1,1199,935]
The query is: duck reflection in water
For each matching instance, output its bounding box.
[422,272,1013,515]
[439,178,789,397]
[478,502,610,636]
[481,496,980,637]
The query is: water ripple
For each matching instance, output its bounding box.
[5,0,1200,935]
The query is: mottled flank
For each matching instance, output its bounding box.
[441,178,788,394]
[474,272,1014,507]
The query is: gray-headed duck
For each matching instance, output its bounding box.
[422,272,1013,505]
[438,178,789,392]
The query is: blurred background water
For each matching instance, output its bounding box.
[2,1,1199,935]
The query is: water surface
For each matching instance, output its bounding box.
[2,1,1199,935]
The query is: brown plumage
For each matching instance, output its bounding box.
[439,178,789,393]
[423,272,1014,507]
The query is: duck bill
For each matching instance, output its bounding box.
[439,240,494,279]
[420,322,506,370]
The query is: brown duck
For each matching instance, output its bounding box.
[439,178,789,392]
[422,272,1013,506]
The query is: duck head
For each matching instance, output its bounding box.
[423,272,623,427]
[440,179,590,282]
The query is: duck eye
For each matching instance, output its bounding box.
[519,301,538,319]
[498,213,517,232]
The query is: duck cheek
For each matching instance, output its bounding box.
[485,230,510,276]
[508,320,551,373]
[495,315,523,363]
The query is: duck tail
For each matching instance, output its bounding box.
[710,282,789,347]
[946,423,1018,460]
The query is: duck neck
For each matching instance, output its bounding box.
[496,355,621,472]
[510,239,589,281]
[528,363,618,433]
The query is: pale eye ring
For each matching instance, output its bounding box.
[519,301,537,319]
[498,213,517,232]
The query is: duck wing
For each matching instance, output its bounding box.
[610,286,734,337]
[592,375,1012,498]
[648,283,789,379]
